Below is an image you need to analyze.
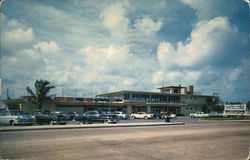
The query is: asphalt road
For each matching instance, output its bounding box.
[0,122,249,160]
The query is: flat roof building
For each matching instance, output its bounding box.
[96,85,215,116]
[3,85,216,116]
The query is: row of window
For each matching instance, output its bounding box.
[185,96,197,100]
[186,107,197,110]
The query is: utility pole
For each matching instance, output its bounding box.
[7,88,10,99]
[62,88,64,97]
[75,89,77,99]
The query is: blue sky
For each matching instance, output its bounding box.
[0,0,249,103]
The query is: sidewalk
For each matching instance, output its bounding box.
[0,122,185,132]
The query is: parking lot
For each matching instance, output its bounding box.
[0,116,243,128]
[0,121,249,160]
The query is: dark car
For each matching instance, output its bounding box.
[32,110,67,125]
[67,112,82,121]
[81,111,118,124]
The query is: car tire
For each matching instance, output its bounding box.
[191,115,194,118]
[50,121,54,125]
[131,116,135,119]
[104,120,109,124]
[10,120,15,126]
[144,116,148,120]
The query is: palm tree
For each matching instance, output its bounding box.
[26,79,55,110]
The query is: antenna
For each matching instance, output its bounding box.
[62,88,64,97]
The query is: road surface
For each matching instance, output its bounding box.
[0,122,249,160]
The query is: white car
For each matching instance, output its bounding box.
[114,111,129,120]
[0,110,35,126]
[130,112,154,119]
[190,112,209,118]
[169,114,177,119]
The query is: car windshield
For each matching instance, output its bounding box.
[10,111,26,116]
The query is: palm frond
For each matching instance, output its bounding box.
[26,86,36,97]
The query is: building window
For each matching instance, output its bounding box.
[186,107,188,110]
[174,89,179,93]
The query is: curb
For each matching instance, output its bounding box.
[199,119,250,122]
[0,122,185,132]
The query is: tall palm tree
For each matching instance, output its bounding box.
[26,79,55,110]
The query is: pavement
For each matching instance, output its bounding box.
[1,122,249,160]
[0,122,185,132]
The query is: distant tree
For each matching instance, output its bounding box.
[26,79,55,110]
[204,96,223,113]
[247,101,250,111]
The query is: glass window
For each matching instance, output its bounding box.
[2,111,9,116]
[10,111,25,116]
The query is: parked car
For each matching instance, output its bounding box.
[130,112,155,119]
[32,110,67,125]
[150,112,168,119]
[52,111,70,120]
[81,111,118,124]
[67,112,82,121]
[169,114,177,119]
[114,111,129,120]
[190,112,209,118]
[0,110,35,126]
[154,112,177,119]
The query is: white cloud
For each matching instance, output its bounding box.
[185,71,201,82]
[100,1,130,37]
[157,16,238,68]
[134,15,163,36]
[78,45,133,73]
[1,13,35,49]
[156,42,176,68]
[33,41,60,53]
[166,72,181,82]
[4,28,34,45]
[179,0,215,19]
[227,68,242,81]
[151,70,165,84]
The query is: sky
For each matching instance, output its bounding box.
[0,0,249,103]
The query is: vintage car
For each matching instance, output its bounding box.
[130,112,155,119]
[114,111,130,120]
[32,110,67,125]
[80,111,118,124]
[0,110,35,126]
[152,112,177,119]
[66,112,84,121]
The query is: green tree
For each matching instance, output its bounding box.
[204,96,222,113]
[26,79,55,110]
[247,101,250,112]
